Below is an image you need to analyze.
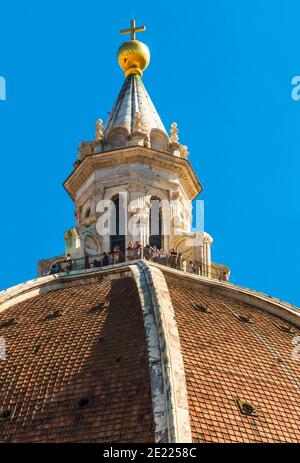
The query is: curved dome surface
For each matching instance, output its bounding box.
[0,261,299,443]
[167,280,300,443]
[0,276,154,443]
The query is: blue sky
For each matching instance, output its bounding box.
[0,0,299,306]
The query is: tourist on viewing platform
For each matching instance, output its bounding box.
[169,249,178,268]
[221,270,230,282]
[48,264,55,275]
[49,263,59,275]
[92,258,101,268]
[193,261,205,275]
[127,242,135,261]
[135,241,142,258]
[151,245,159,258]
[143,244,151,260]
[188,261,197,274]
[102,252,109,267]
[177,252,183,270]
[113,245,120,264]
[159,249,168,265]
[64,253,73,271]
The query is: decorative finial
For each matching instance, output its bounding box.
[117,19,150,78]
[170,122,179,142]
[95,119,104,141]
[180,145,190,157]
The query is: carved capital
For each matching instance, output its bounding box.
[170,190,180,201]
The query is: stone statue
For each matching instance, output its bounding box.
[95,119,104,141]
[170,122,179,142]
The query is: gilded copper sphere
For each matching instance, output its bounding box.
[117,40,150,78]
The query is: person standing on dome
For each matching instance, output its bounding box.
[102,252,109,267]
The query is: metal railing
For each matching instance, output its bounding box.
[43,248,229,282]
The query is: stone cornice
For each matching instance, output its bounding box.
[152,262,300,328]
[63,146,202,202]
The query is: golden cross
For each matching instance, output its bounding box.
[120,19,146,40]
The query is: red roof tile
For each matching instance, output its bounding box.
[167,282,300,443]
[0,277,154,443]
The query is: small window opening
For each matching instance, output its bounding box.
[77,397,91,409]
[235,314,254,324]
[0,409,11,420]
[90,301,110,313]
[236,398,256,416]
[45,309,64,320]
[0,317,19,328]
[192,304,211,314]
[274,323,295,334]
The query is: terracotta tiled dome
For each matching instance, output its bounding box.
[167,282,300,443]
[0,277,154,443]
[0,261,299,443]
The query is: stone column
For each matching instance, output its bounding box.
[170,190,181,249]
[128,184,150,247]
[202,235,212,277]
[128,207,150,247]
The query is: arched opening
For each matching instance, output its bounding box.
[110,195,126,253]
[149,196,162,250]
